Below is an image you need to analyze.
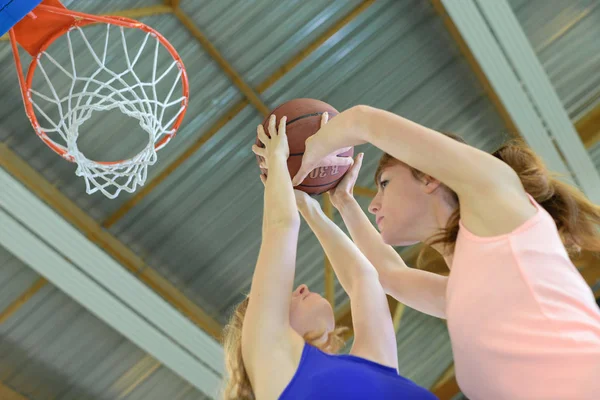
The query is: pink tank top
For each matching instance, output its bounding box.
[446,194,600,400]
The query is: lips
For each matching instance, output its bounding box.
[376,216,383,226]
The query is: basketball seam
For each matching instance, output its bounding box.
[297,175,345,188]
[285,112,325,126]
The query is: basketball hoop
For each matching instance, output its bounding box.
[7,0,189,199]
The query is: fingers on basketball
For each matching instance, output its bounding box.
[321,112,329,127]
[324,152,354,167]
[257,124,269,146]
[292,165,311,186]
[268,115,278,137]
[278,116,287,136]
[346,153,364,181]
[252,144,266,158]
[334,156,354,167]
[351,152,364,173]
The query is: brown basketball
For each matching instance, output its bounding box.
[256,98,354,195]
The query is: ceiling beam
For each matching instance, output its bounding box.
[430,0,518,135]
[434,0,600,152]
[0,143,222,341]
[353,186,377,198]
[334,300,354,342]
[0,277,47,325]
[474,0,600,200]
[439,0,600,152]
[0,204,220,397]
[576,103,600,148]
[392,301,405,332]
[432,363,455,390]
[103,0,377,228]
[432,0,570,181]
[578,263,600,296]
[432,374,461,400]
[0,382,28,400]
[164,0,180,10]
[106,5,173,19]
[323,195,336,308]
[173,8,270,116]
[110,355,161,399]
[439,0,600,200]
[255,0,376,93]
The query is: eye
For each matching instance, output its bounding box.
[379,179,389,189]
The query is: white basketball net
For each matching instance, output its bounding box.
[28,24,187,199]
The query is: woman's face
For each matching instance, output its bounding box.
[369,162,441,246]
[289,284,334,338]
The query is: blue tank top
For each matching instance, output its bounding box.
[279,343,439,399]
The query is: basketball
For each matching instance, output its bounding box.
[256,98,354,195]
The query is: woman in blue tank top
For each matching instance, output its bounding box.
[221,114,438,400]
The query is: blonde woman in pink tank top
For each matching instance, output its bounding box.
[292,105,600,400]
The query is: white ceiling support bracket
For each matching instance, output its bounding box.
[0,167,223,399]
[441,0,600,201]
[474,0,600,202]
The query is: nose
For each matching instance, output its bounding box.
[293,284,309,297]
[368,193,381,215]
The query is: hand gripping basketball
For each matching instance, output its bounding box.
[252,115,289,177]
[291,135,354,187]
[328,152,364,209]
[253,112,327,184]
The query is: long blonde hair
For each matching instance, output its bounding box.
[221,296,348,400]
[375,135,600,265]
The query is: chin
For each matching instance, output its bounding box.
[313,297,335,328]
[397,239,420,247]
[381,230,420,247]
[313,296,334,315]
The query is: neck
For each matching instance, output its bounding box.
[426,193,458,269]
[305,330,330,350]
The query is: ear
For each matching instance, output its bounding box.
[421,175,442,194]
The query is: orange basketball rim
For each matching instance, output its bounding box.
[7,0,190,199]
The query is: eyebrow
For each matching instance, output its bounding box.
[374,174,385,189]
[374,172,381,186]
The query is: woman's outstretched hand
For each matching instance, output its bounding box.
[328,152,364,209]
[291,111,358,186]
[252,114,289,183]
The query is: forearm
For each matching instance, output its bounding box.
[300,204,376,295]
[248,157,300,337]
[335,194,408,279]
[384,268,448,319]
[320,105,497,192]
[264,155,300,228]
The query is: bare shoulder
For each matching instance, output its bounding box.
[243,328,305,400]
[458,167,538,238]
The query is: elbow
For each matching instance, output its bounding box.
[348,105,374,125]
[350,104,375,115]
[347,267,380,295]
[347,105,378,141]
[377,264,407,293]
